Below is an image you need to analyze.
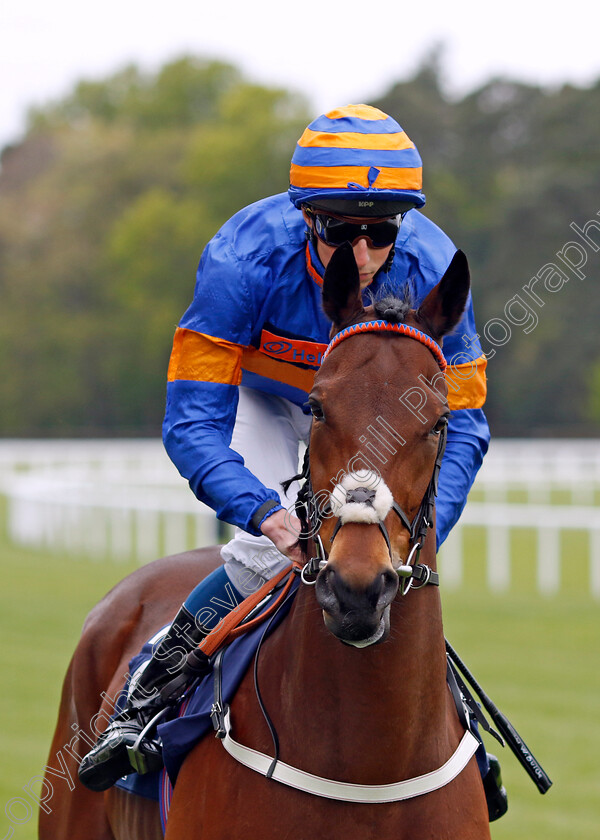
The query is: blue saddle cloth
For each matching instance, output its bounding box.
[114,578,298,806]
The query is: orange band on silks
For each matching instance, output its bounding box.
[198,564,299,658]
[168,328,243,385]
[298,129,416,152]
[446,355,487,410]
[290,164,423,191]
[241,346,317,393]
[258,328,327,367]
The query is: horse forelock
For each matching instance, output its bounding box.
[326,287,414,340]
[370,294,412,324]
[328,291,418,345]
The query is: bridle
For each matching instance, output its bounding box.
[206,320,493,802]
[294,319,448,594]
[208,318,552,805]
[321,319,447,370]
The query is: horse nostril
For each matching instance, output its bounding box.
[378,569,399,607]
[315,567,338,613]
[318,566,398,609]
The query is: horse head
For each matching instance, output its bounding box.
[309,243,470,647]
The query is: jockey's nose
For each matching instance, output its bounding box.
[352,237,371,267]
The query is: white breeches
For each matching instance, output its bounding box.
[220,387,312,593]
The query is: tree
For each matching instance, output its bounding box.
[0,57,310,435]
[374,57,600,436]
[2,52,599,437]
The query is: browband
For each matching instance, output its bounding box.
[322,321,446,372]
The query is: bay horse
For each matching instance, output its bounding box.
[39,244,490,839]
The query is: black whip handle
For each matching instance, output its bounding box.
[445,639,553,794]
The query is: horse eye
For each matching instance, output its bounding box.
[432,414,449,435]
[309,400,325,422]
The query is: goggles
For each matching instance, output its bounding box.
[310,211,401,249]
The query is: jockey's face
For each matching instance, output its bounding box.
[302,209,395,290]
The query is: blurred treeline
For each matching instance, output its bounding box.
[1,54,599,438]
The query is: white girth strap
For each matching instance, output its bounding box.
[219,707,479,804]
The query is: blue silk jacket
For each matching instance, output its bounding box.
[163,193,489,545]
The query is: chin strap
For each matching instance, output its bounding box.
[304,216,318,249]
[305,229,317,248]
[382,243,396,273]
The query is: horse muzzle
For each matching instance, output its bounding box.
[315,563,399,647]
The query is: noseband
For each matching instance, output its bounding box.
[295,320,448,593]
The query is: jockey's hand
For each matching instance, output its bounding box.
[260,508,304,566]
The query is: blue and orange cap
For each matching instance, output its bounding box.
[288,104,426,216]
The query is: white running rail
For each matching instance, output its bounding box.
[1,439,599,596]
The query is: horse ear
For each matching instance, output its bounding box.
[416,249,471,340]
[321,242,364,327]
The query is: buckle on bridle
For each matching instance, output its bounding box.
[397,541,422,595]
[301,535,327,585]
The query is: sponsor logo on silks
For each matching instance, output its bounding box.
[263,340,293,356]
[259,329,328,368]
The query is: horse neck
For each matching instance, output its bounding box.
[265,547,451,776]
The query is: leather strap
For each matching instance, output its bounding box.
[198,565,296,658]
[217,706,479,804]
[409,564,439,587]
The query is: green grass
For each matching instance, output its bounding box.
[442,589,600,839]
[0,521,598,839]
[0,531,139,840]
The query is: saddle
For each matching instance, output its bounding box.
[114,575,298,814]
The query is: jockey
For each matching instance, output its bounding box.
[79,105,503,815]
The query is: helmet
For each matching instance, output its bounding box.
[288,104,426,217]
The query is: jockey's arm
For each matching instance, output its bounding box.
[163,225,286,540]
[435,407,489,549]
[432,272,490,549]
